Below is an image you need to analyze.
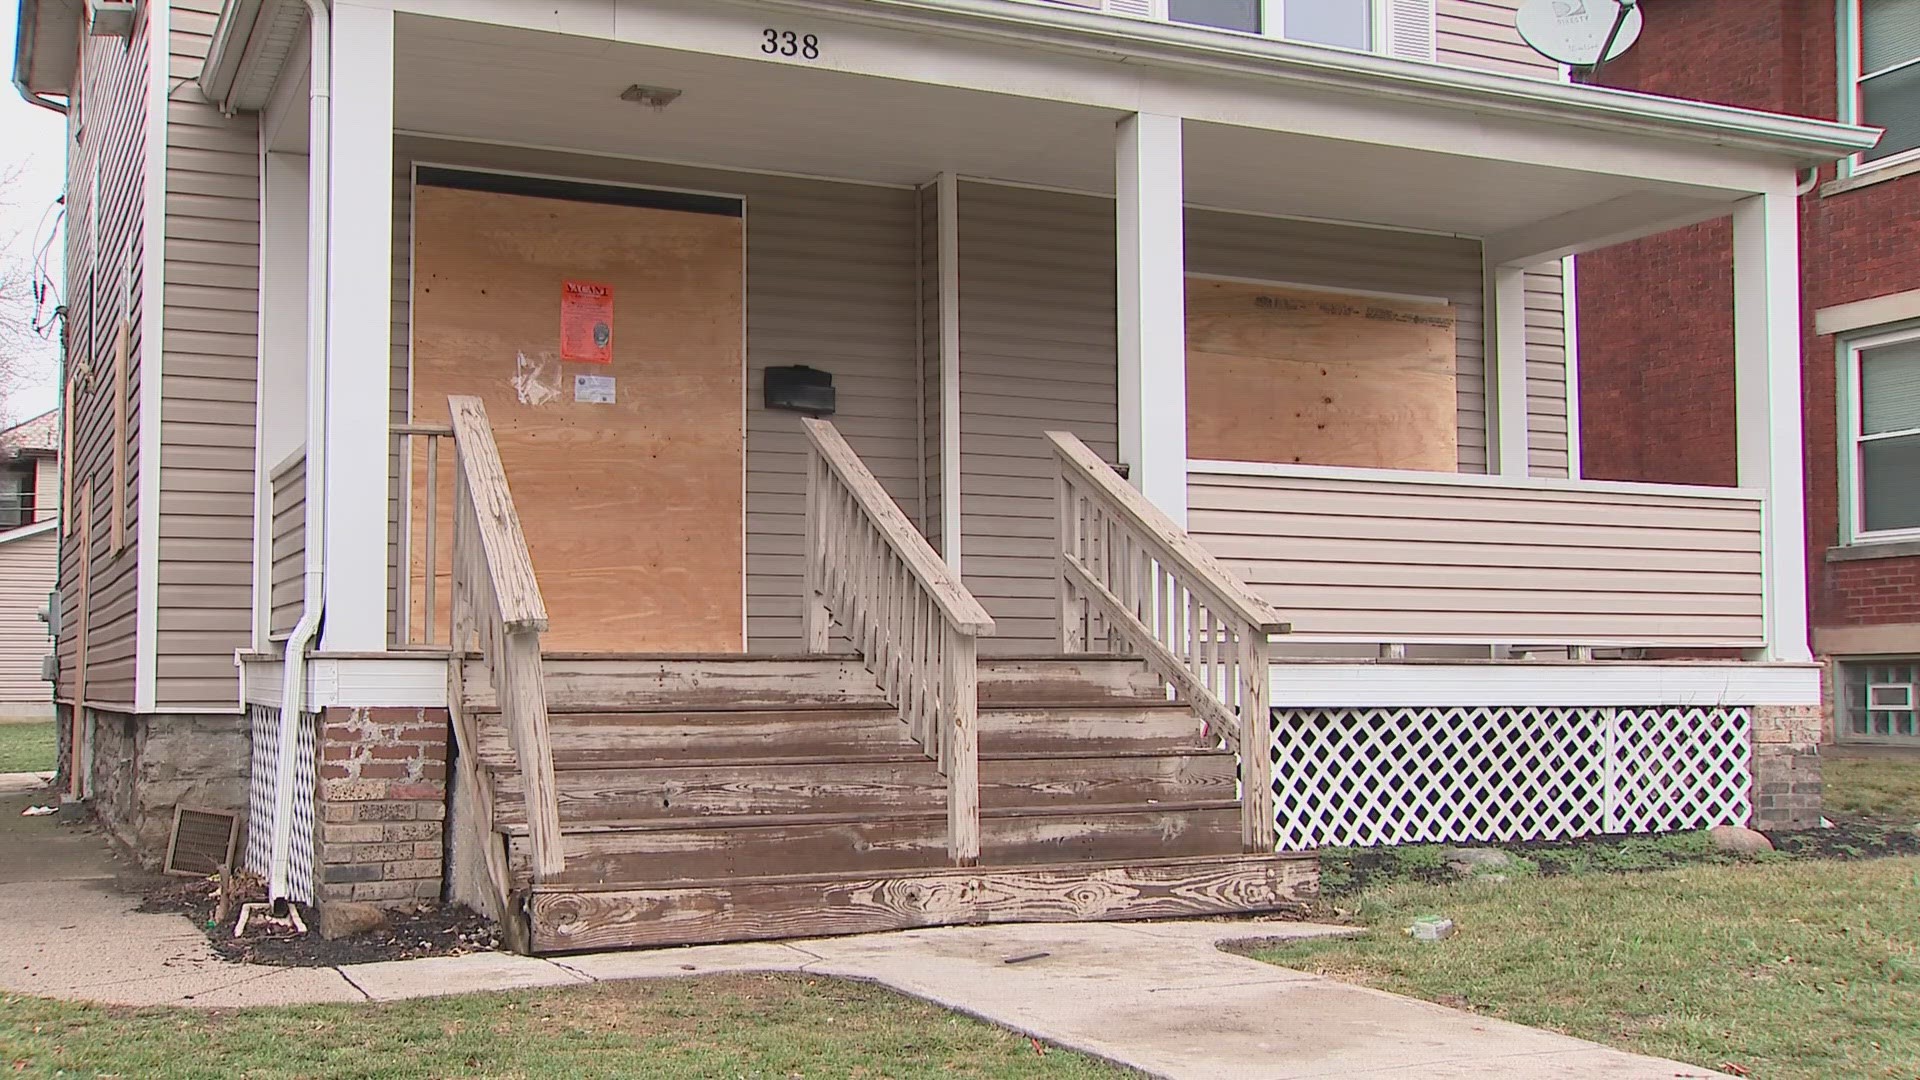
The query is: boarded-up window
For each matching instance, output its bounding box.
[1185,278,1457,471]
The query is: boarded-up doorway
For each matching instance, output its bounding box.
[410,172,745,652]
[1185,278,1457,471]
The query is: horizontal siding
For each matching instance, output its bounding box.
[1188,468,1765,646]
[58,2,150,709]
[157,0,259,711]
[0,529,57,706]
[392,138,922,654]
[268,451,304,636]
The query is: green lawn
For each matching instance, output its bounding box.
[0,974,1129,1079]
[0,722,54,774]
[1255,753,1920,1080]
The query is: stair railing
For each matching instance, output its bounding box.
[446,395,564,881]
[1046,430,1290,853]
[801,417,995,866]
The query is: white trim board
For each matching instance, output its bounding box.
[1268,661,1821,708]
[239,655,450,709]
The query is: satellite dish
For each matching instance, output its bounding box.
[1516,0,1643,68]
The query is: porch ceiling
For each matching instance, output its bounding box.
[385,14,1737,241]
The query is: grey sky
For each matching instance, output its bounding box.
[1,0,68,425]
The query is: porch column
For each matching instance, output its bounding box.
[320,2,395,652]
[1733,187,1812,664]
[1486,262,1531,476]
[1116,112,1188,526]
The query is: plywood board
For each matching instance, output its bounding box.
[411,184,745,652]
[1185,279,1457,471]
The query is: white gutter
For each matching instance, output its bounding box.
[269,0,330,910]
[733,0,1881,165]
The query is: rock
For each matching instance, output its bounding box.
[1708,824,1774,854]
[1443,847,1513,875]
[318,901,390,940]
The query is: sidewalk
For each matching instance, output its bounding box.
[0,779,1722,1078]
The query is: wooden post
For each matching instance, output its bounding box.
[946,627,980,867]
[803,455,830,652]
[1239,631,1275,853]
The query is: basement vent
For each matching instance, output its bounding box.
[164,807,243,877]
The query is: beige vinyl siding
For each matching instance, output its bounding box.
[156,0,261,711]
[58,6,150,710]
[391,139,922,654]
[0,527,57,709]
[268,451,304,637]
[1187,468,1766,647]
[1436,0,1573,479]
[954,181,1501,652]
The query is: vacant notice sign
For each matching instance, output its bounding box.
[561,279,614,363]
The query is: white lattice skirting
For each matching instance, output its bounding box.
[244,705,317,903]
[1271,706,1753,851]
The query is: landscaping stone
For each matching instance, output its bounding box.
[1708,824,1774,854]
[318,901,390,940]
[1443,847,1513,875]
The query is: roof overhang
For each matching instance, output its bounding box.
[11,0,82,108]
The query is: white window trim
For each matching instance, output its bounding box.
[1839,323,1920,545]
[1125,0,1387,55]
[1839,0,1920,177]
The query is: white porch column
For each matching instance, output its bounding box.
[1486,261,1531,476]
[1116,112,1188,526]
[320,2,394,652]
[1733,187,1812,664]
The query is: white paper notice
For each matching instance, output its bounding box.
[574,374,615,404]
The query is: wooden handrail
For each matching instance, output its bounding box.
[801,416,993,866]
[1047,430,1286,853]
[446,396,562,882]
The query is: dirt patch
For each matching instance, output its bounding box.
[139,875,498,967]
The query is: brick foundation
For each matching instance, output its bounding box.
[1751,705,1822,831]
[313,707,449,906]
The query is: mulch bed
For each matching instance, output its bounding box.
[139,875,498,967]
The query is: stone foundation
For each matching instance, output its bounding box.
[1750,704,1822,830]
[84,708,251,863]
[313,706,449,907]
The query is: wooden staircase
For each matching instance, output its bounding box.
[436,399,1312,955]
[461,653,1313,953]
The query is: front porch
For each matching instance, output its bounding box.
[230,0,1861,949]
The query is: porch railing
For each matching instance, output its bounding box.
[445,396,563,881]
[394,422,454,648]
[801,416,995,866]
[1048,430,1290,853]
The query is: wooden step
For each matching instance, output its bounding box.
[461,655,890,712]
[506,800,1245,886]
[474,705,1213,769]
[526,852,1318,953]
[489,751,1237,825]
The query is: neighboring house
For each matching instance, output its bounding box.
[11,0,1873,952]
[0,412,58,722]
[1577,0,1920,747]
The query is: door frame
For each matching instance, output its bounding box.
[402,161,751,649]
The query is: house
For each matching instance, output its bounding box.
[1577,0,1920,748]
[11,0,1874,952]
[0,412,58,722]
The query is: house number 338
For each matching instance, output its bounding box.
[762,29,821,59]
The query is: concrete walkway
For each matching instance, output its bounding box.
[0,779,1721,1079]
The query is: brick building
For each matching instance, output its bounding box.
[1578,0,1920,745]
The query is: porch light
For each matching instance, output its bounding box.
[619,84,684,109]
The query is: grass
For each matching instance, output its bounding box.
[0,722,54,774]
[1256,754,1920,1080]
[0,974,1131,1079]
[1825,753,1920,823]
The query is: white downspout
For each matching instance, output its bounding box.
[269,0,331,909]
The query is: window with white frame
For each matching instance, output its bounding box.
[1846,328,1920,539]
[1839,658,1920,741]
[1848,0,1920,167]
